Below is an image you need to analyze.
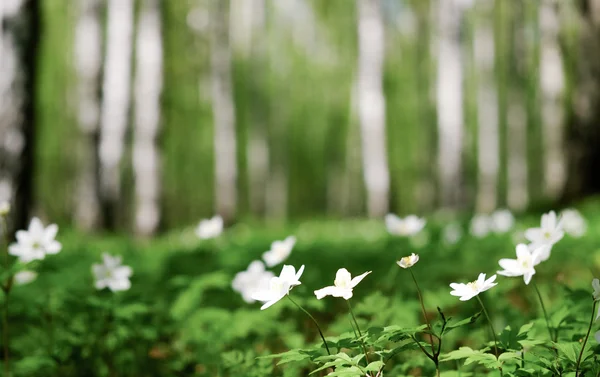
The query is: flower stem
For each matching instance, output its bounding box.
[287,295,331,355]
[533,282,554,341]
[0,215,10,377]
[346,300,372,375]
[575,300,597,377]
[409,269,436,353]
[476,295,501,372]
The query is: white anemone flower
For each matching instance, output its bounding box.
[232,260,274,303]
[13,270,37,286]
[8,217,62,263]
[314,268,371,300]
[442,222,463,245]
[195,215,223,239]
[92,253,133,292]
[491,209,515,233]
[252,264,304,310]
[497,244,546,285]
[385,214,426,236]
[560,209,586,238]
[524,211,564,260]
[470,214,491,238]
[450,273,497,301]
[262,236,296,267]
[593,278,600,301]
[397,253,419,269]
[0,201,9,216]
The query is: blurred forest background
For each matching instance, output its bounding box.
[1,0,599,236]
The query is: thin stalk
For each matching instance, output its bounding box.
[1,215,10,377]
[533,282,554,341]
[346,300,372,375]
[409,269,436,354]
[409,269,440,377]
[476,295,503,377]
[287,295,331,355]
[575,300,597,377]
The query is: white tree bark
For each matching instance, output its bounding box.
[539,0,565,199]
[0,0,36,230]
[474,0,499,213]
[98,0,134,224]
[74,0,103,230]
[133,0,163,236]
[356,0,390,217]
[436,0,468,209]
[210,0,237,221]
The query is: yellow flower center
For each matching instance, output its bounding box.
[467,281,479,292]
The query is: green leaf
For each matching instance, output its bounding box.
[443,311,482,335]
[554,342,580,364]
[364,360,384,372]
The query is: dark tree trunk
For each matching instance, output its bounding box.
[562,0,600,202]
[0,0,40,233]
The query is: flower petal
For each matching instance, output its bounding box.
[314,286,339,300]
[350,271,371,288]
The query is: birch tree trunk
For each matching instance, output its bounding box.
[0,0,39,231]
[474,0,499,213]
[436,0,467,209]
[98,0,134,228]
[133,0,163,236]
[356,0,390,218]
[210,0,237,222]
[74,0,103,231]
[507,2,529,210]
[539,0,566,199]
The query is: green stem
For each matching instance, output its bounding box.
[1,215,10,377]
[346,300,372,375]
[409,269,437,355]
[287,295,331,355]
[575,300,597,377]
[476,295,503,376]
[533,282,554,342]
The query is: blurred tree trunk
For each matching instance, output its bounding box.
[74,0,103,231]
[474,0,500,213]
[210,0,237,222]
[98,0,134,229]
[356,0,390,217]
[562,0,600,200]
[435,0,468,209]
[133,0,163,236]
[0,0,39,231]
[539,0,566,200]
[506,0,529,211]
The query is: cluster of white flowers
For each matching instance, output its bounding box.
[6,215,132,292]
[469,209,515,238]
[195,215,224,239]
[232,235,297,302]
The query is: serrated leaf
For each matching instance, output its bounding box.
[443,311,482,334]
[554,342,579,364]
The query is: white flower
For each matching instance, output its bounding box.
[0,201,9,216]
[490,209,515,233]
[560,209,586,238]
[232,260,274,303]
[450,273,497,301]
[252,264,304,310]
[397,253,419,269]
[195,215,223,239]
[470,214,491,238]
[8,217,62,263]
[524,211,564,261]
[497,244,545,285]
[13,270,37,285]
[385,214,426,236]
[262,236,296,267]
[92,253,133,292]
[593,278,600,301]
[443,222,463,245]
[314,268,371,300]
